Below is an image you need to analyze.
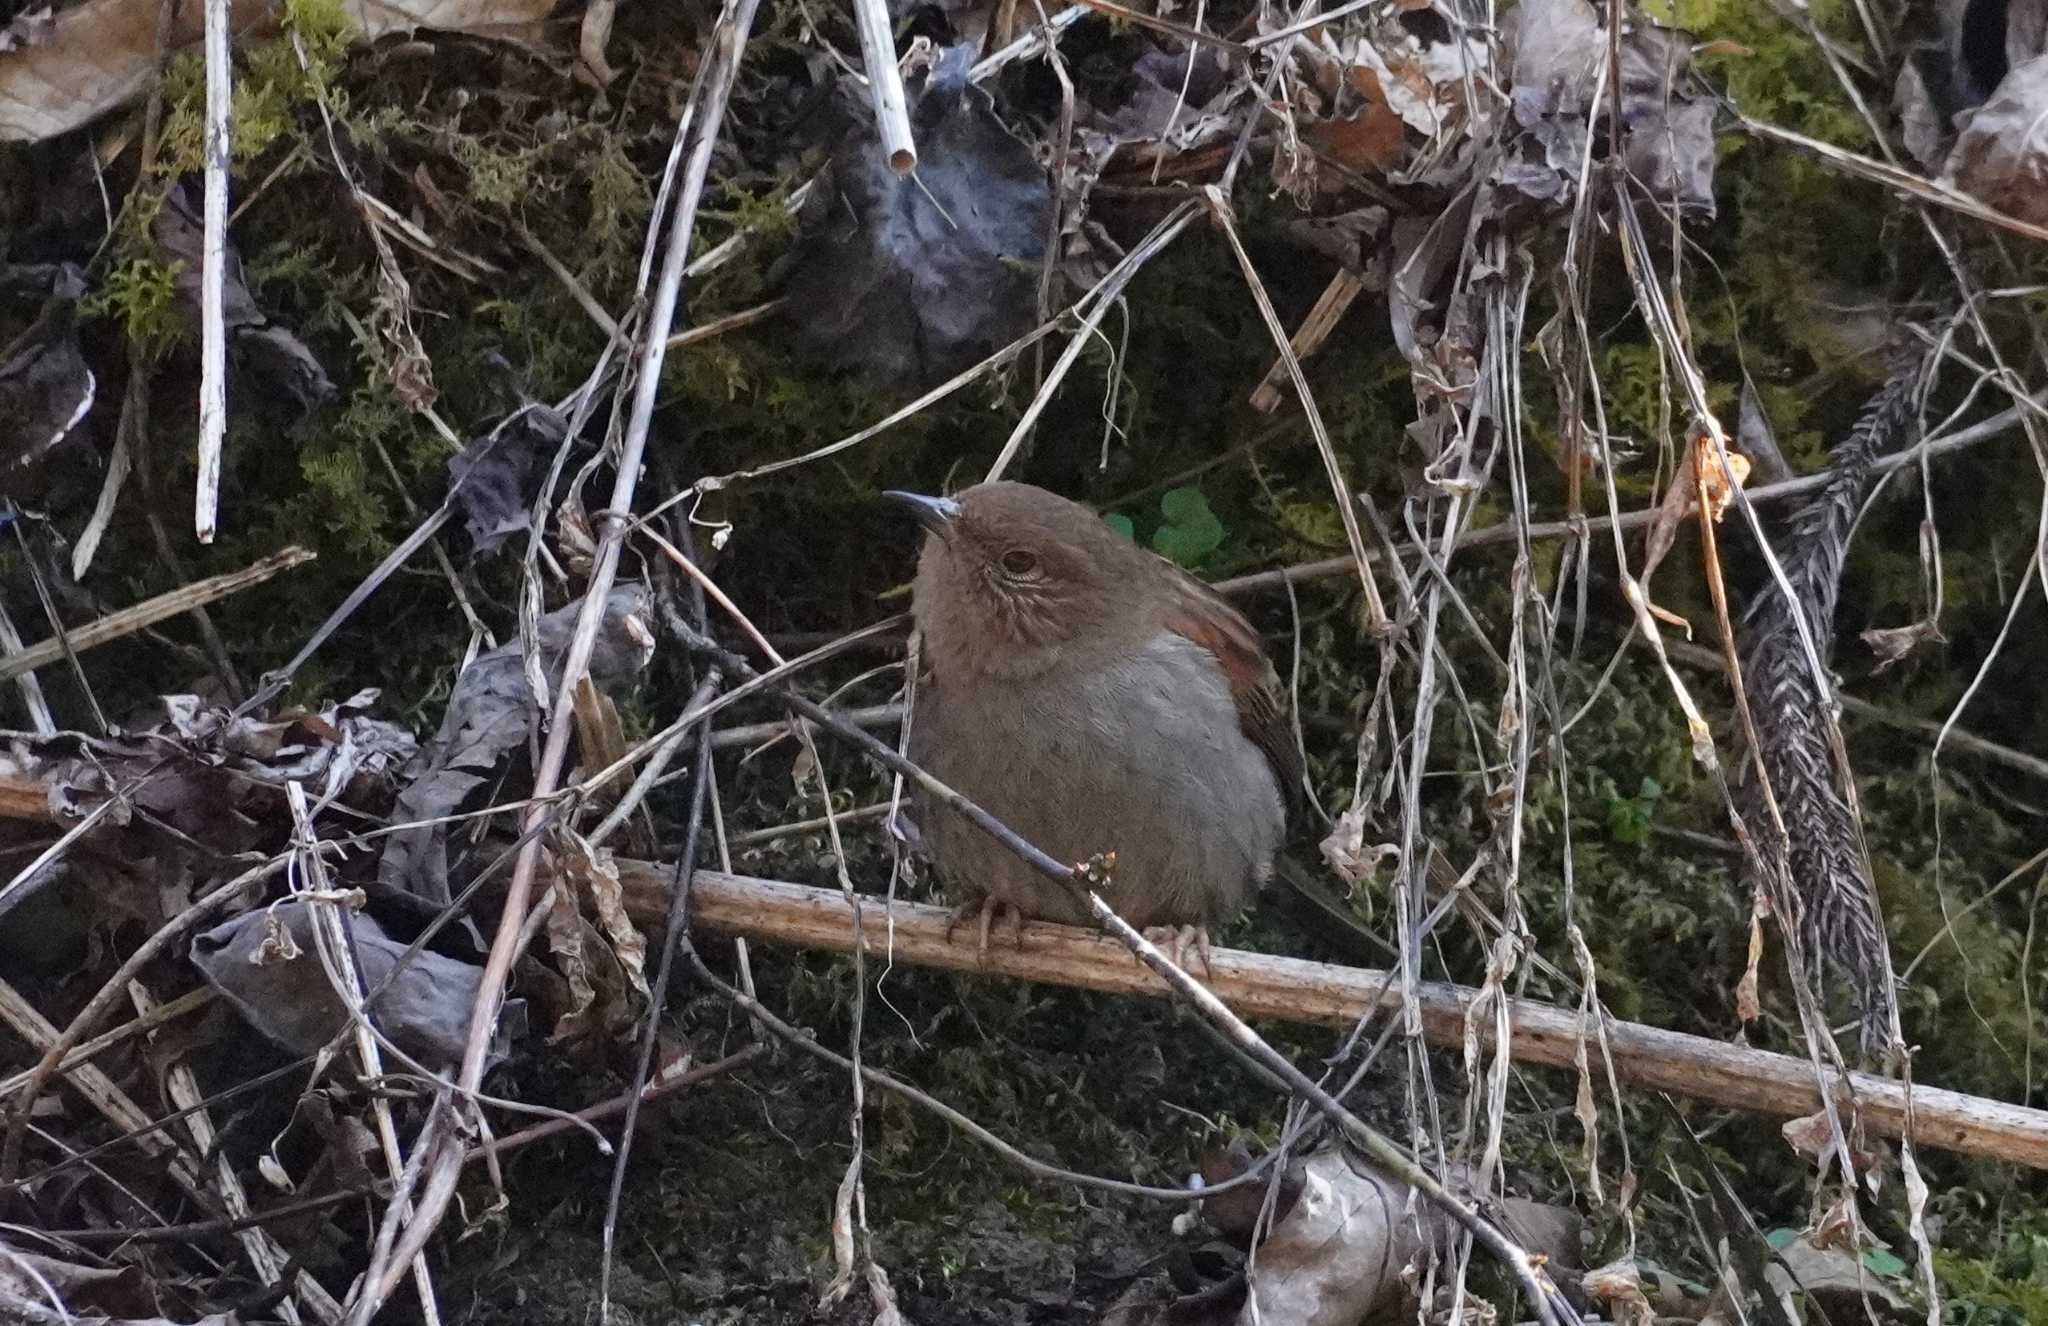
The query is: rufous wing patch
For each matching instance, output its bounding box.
[1159,566,1305,823]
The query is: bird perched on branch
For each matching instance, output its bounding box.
[887,481,1298,969]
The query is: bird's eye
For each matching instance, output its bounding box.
[1000,548,1039,576]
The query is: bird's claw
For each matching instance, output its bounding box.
[945,897,1027,966]
[1141,925,1215,979]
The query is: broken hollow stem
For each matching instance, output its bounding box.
[665,626,1575,1326]
[850,0,916,173]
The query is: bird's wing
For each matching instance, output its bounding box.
[1158,566,1305,824]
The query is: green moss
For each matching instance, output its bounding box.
[1935,1229,2048,1326]
[154,0,349,176]
[82,255,184,359]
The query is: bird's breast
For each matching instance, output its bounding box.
[908,630,1285,927]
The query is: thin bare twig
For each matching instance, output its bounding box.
[0,546,315,682]
[2,856,289,1182]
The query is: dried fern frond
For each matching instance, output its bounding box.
[1736,354,1922,1057]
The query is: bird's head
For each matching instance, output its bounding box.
[886,481,1145,681]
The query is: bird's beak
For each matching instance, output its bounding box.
[882,490,961,535]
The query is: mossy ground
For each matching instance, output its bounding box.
[3,0,2046,1316]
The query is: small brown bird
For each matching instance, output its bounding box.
[888,481,1299,968]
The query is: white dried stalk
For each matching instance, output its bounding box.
[285,783,444,1326]
[194,0,231,543]
[71,427,131,579]
[850,0,916,173]
[0,598,54,737]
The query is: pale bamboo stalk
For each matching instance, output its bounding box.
[664,297,787,350]
[0,988,213,1097]
[72,427,133,579]
[615,866,2048,1171]
[0,598,54,736]
[286,783,443,1325]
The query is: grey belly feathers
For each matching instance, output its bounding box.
[908,631,1285,929]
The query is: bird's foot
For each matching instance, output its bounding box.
[945,896,1027,965]
[1141,925,1215,979]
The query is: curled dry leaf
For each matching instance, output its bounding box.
[1893,56,1948,173]
[1734,905,1765,1021]
[1236,1149,1581,1326]
[0,262,95,469]
[1316,803,1398,887]
[0,0,558,142]
[1946,53,2048,224]
[1860,619,1945,674]
[0,1241,165,1320]
[783,43,1050,387]
[1639,428,1750,616]
[304,1088,383,1190]
[1581,1260,1655,1326]
[542,868,604,1042]
[562,841,648,997]
[1782,1106,1884,1175]
[191,899,515,1074]
[379,586,652,903]
[447,403,569,557]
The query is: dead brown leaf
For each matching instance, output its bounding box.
[0,0,557,142]
[1947,53,2048,224]
[1861,619,1945,674]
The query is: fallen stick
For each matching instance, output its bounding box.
[613,864,2048,1171]
[0,545,315,681]
[1249,268,1365,413]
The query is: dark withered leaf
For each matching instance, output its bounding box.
[191,901,517,1073]
[1085,42,1237,144]
[782,44,1050,387]
[0,1245,158,1318]
[155,183,335,413]
[378,586,653,903]
[1508,0,1601,125]
[0,262,95,468]
[1502,0,1718,214]
[1616,18,1717,215]
[447,403,568,556]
